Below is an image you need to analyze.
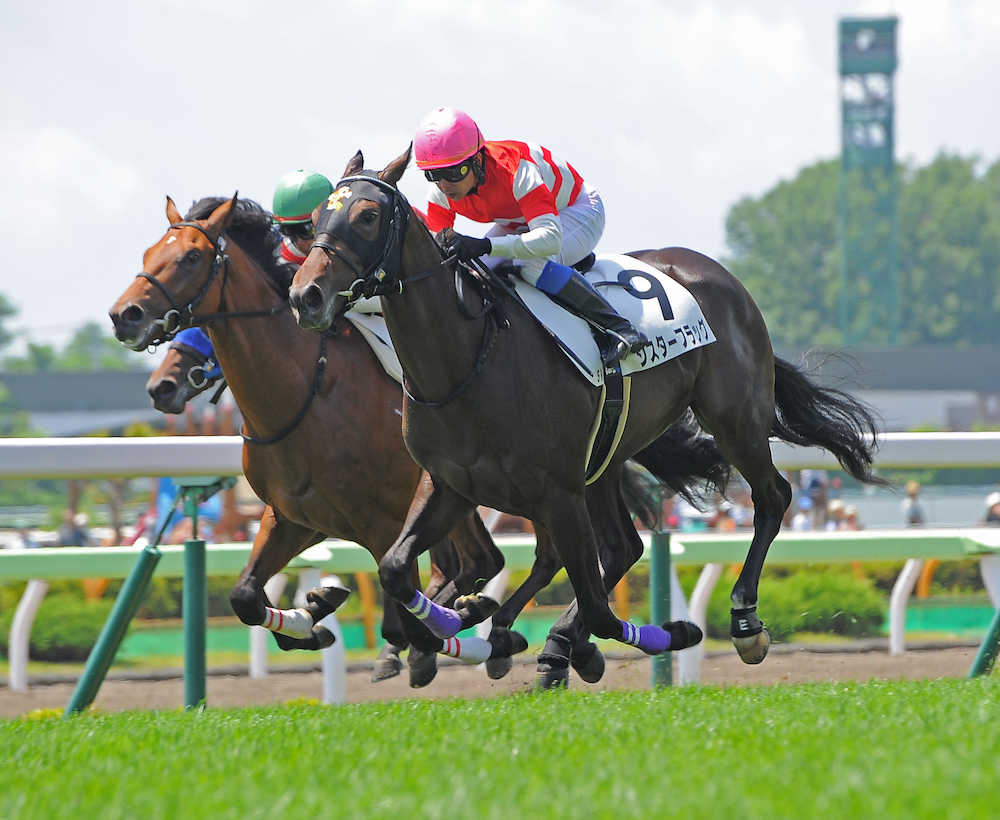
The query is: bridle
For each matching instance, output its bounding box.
[134,219,285,350]
[311,172,506,409]
[139,215,324,444]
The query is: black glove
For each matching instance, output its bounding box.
[446,233,492,262]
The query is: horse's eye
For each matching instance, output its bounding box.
[361,210,378,223]
[183,249,201,265]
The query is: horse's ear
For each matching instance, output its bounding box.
[205,191,239,239]
[310,202,323,226]
[343,150,364,178]
[379,143,412,187]
[165,196,183,225]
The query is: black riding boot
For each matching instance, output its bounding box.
[547,268,648,366]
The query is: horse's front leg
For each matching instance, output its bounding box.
[378,473,501,665]
[230,507,349,650]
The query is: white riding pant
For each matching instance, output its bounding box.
[482,184,605,287]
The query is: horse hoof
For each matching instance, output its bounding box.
[570,642,605,684]
[733,628,771,665]
[305,584,351,623]
[455,593,501,627]
[485,655,513,680]
[371,645,404,683]
[487,629,529,660]
[407,648,439,688]
[311,625,336,649]
[535,663,569,690]
[665,621,704,651]
[731,606,769,664]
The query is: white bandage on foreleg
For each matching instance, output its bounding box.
[262,606,313,639]
[440,636,493,664]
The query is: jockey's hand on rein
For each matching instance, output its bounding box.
[446,232,492,262]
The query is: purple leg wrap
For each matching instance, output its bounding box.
[405,591,462,639]
[621,621,671,654]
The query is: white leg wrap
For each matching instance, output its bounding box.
[440,636,492,665]
[262,606,313,639]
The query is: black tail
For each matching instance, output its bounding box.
[628,410,732,525]
[772,356,885,485]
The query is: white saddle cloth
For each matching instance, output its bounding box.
[344,311,403,385]
[513,253,716,386]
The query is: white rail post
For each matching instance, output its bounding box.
[980,555,1000,609]
[683,563,723,684]
[248,574,288,679]
[8,580,49,692]
[889,559,924,655]
[295,567,346,705]
[319,575,347,705]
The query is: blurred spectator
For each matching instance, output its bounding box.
[825,499,846,531]
[902,480,926,527]
[984,492,1000,526]
[15,518,39,549]
[829,476,843,500]
[729,482,754,528]
[714,502,737,532]
[791,496,813,531]
[58,510,92,546]
[843,505,863,530]
[800,470,829,529]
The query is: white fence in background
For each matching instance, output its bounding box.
[2,434,1000,697]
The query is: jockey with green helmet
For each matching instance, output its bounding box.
[272,169,334,266]
[415,106,647,366]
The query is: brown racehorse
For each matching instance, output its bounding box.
[288,148,882,667]
[145,329,468,682]
[110,195,507,687]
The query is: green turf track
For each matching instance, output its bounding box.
[3,679,998,819]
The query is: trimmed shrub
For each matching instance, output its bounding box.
[705,570,885,641]
[0,594,114,661]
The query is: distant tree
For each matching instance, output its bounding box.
[0,293,18,354]
[3,343,58,373]
[723,153,1000,348]
[56,321,146,371]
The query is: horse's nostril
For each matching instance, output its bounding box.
[303,284,324,311]
[122,304,144,325]
[150,380,178,401]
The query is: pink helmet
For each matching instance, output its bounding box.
[414,107,484,170]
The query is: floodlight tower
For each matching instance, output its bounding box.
[837,17,899,344]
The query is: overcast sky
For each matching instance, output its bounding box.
[1,0,998,356]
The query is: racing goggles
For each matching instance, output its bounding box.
[423,162,472,183]
[279,221,315,240]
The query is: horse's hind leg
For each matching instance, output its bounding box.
[536,471,662,689]
[693,372,793,664]
[483,525,561,679]
[372,601,408,683]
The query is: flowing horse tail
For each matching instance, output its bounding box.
[627,410,732,525]
[771,356,885,485]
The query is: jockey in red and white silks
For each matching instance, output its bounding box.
[415,106,644,366]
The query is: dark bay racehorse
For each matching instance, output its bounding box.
[110,195,506,686]
[288,148,882,666]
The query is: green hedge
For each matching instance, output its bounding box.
[704,570,885,641]
[0,594,113,661]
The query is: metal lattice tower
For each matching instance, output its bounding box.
[837,17,900,344]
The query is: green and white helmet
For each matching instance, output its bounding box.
[273,170,333,225]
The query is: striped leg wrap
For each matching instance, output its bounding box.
[262,606,313,639]
[404,590,462,638]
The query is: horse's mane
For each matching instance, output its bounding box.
[184,197,292,294]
